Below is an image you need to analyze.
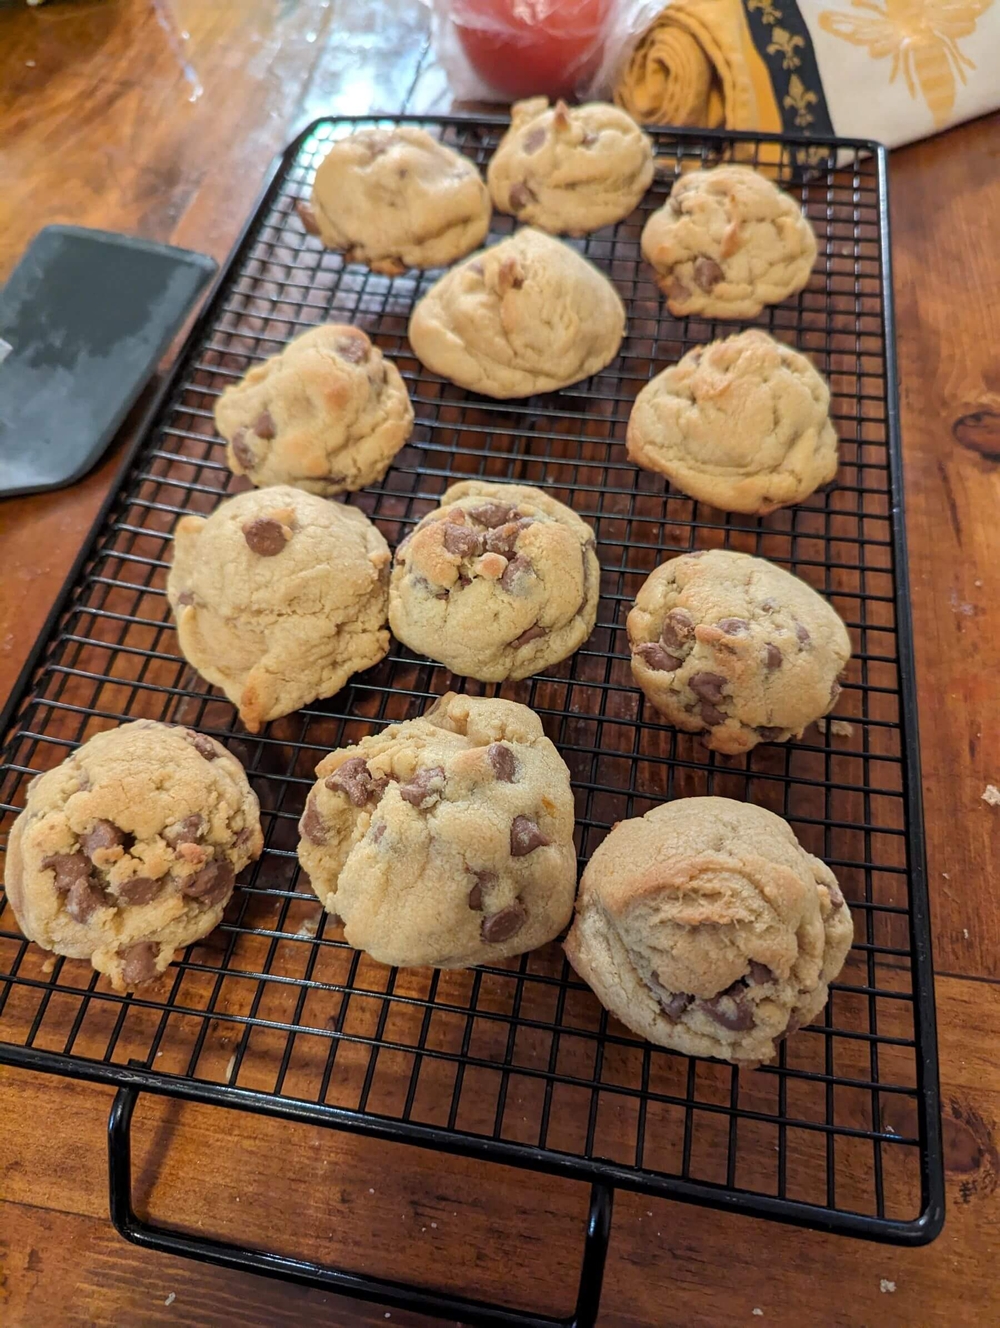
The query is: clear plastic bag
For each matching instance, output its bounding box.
[430,0,619,103]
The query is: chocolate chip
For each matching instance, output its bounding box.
[79,819,126,859]
[230,429,255,471]
[120,941,159,986]
[689,672,726,704]
[481,901,527,943]
[511,624,546,648]
[828,880,846,909]
[634,643,682,671]
[693,256,725,291]
[182,858,235,905]
[667,276,692,303]
[717,617,749,636]
[500,554,533,593]
[488,744,516,782]
[117,876,163,906]
[795,622,811,646]
[484,518,533,556]
[325,757,387,807]
[658,988,692,1021]
[398,765,445,809]
[66,877,107,923]
[458,573,472,588]
[177,590,195,606]
[189,732,221,761]
[42,852,92,893]
[468,869,497,911]
[297,200,320,234]
[747,961,774,985]
[163,814,205,847]
[299,799,328,846]
[764,644,783,670]
[508,182,534,211]
[254,409,276,440]
[467,502,520,529]
[370,822,386,844]
[757,726,783,741]
[468,261,485,276]
[761,596,779,612]
[581,130,598,147]
[243,517,288,557]
[829,678,843,705]
[522,125,546,153]
[697,981,754,1032]
[661,608,695,650]
[234,827,254,851]
[510,815,548,856]
[335,335,369,364]
[442,523,485,557]
[700,702,726,726]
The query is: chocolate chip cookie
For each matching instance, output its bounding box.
[408,228,626,399]
[627,550,851,755]
[299,126,491,275]
[167,485,390,732]
[488,97,653,236]
[389,480,600,682]
[3,721,263,991]
[626,330,839,514]
[641,164,817,318]
[214,324,413,496]
[297,692,577,969]
[564,796,853,1064]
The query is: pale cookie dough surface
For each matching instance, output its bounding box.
[167,486,390,733]
[215,324,413,496]
[297,693,577,969]
[408,228,626,399]
[389,480,600,682]
[488,97,653,236]
[626,550,851,755]
[626,330,838,514]
[641,164,817,318]
[3,721,263,991]
[564,797,853,1064]
[301,126,491,274]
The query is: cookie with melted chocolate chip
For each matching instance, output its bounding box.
[167,485,390,732]
[214,324,413,495]
[297,693,577,969]
[389,480,600,682]
[3,721,262,991]
[626,549,851,755]
[564,797,853,1064]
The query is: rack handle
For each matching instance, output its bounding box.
[107,1085,613,1328]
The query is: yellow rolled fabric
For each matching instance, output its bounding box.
[614,0,781,135]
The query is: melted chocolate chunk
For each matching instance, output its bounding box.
[243,517,288,557]
[182,858,235,906]
[117,876,163,906]
[487,744,516,782]
[299,799,328,846]
[80,819,127,859]
[481,901,527,943]
[510,815,549,856]
[634,643,682,672]
[689,672,726,704]
[398,765,445,809]
[325,758,387,807]
[120,941,159,986]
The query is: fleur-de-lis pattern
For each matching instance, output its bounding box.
[747,0,783,24]
[767,26,806,67]
[818,0,993,127]
[783,73,819,125]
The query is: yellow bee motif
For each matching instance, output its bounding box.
[818,0,993,127]
[767,26,807,67]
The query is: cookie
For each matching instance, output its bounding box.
[626,549,851,755]
[389,480,599,682]
[3,721,263,991]
[299,126,491,275]
[641,164,817,318]
[297,693,577,969]
[564,797,853,1064]
[626,330,838,514]
[408,228,626,399]
[487,97,654,236]
[167,486,390,733]
[215,324,413,496]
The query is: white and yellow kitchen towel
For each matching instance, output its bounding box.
[612,0,999,149]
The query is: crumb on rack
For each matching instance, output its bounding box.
[982,784,1000,807]
[815,717,853,738]
[880,1279,896,1293]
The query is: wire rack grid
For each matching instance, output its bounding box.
[0,116,942,1251]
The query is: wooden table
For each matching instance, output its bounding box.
[1,2,998,1324]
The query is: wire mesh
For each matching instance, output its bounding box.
[0,116,939,1236]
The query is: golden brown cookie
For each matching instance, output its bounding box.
[4,721,263,991]
[564,797,853,1064]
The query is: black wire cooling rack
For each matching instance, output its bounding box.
[0,115,943,1326]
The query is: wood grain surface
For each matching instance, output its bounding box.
[2,1,999,1324]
